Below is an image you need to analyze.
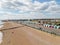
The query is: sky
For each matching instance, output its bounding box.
[0,0,60,20]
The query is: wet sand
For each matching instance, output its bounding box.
[0,22,60,45]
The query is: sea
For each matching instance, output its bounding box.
[0,21,4,28]
[0,21,4,44]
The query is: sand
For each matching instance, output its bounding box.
[0,22,60,45]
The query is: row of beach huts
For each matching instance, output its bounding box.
[43,24,60,29]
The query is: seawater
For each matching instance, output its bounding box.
[0,21,4,28]
[0,21,4,44]
[0,31,3,44]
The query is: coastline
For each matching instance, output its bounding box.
[0,22,60,45]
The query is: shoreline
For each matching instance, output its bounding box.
[0,22,60,45]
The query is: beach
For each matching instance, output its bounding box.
[0,22,60,45]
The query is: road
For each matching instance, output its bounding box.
[0,22,60,45]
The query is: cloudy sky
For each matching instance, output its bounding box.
[0,0,60,20]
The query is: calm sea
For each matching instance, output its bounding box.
[0,21,3,44]
[0,21,4,28]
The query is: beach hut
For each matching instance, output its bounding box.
[57,26,60,29]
